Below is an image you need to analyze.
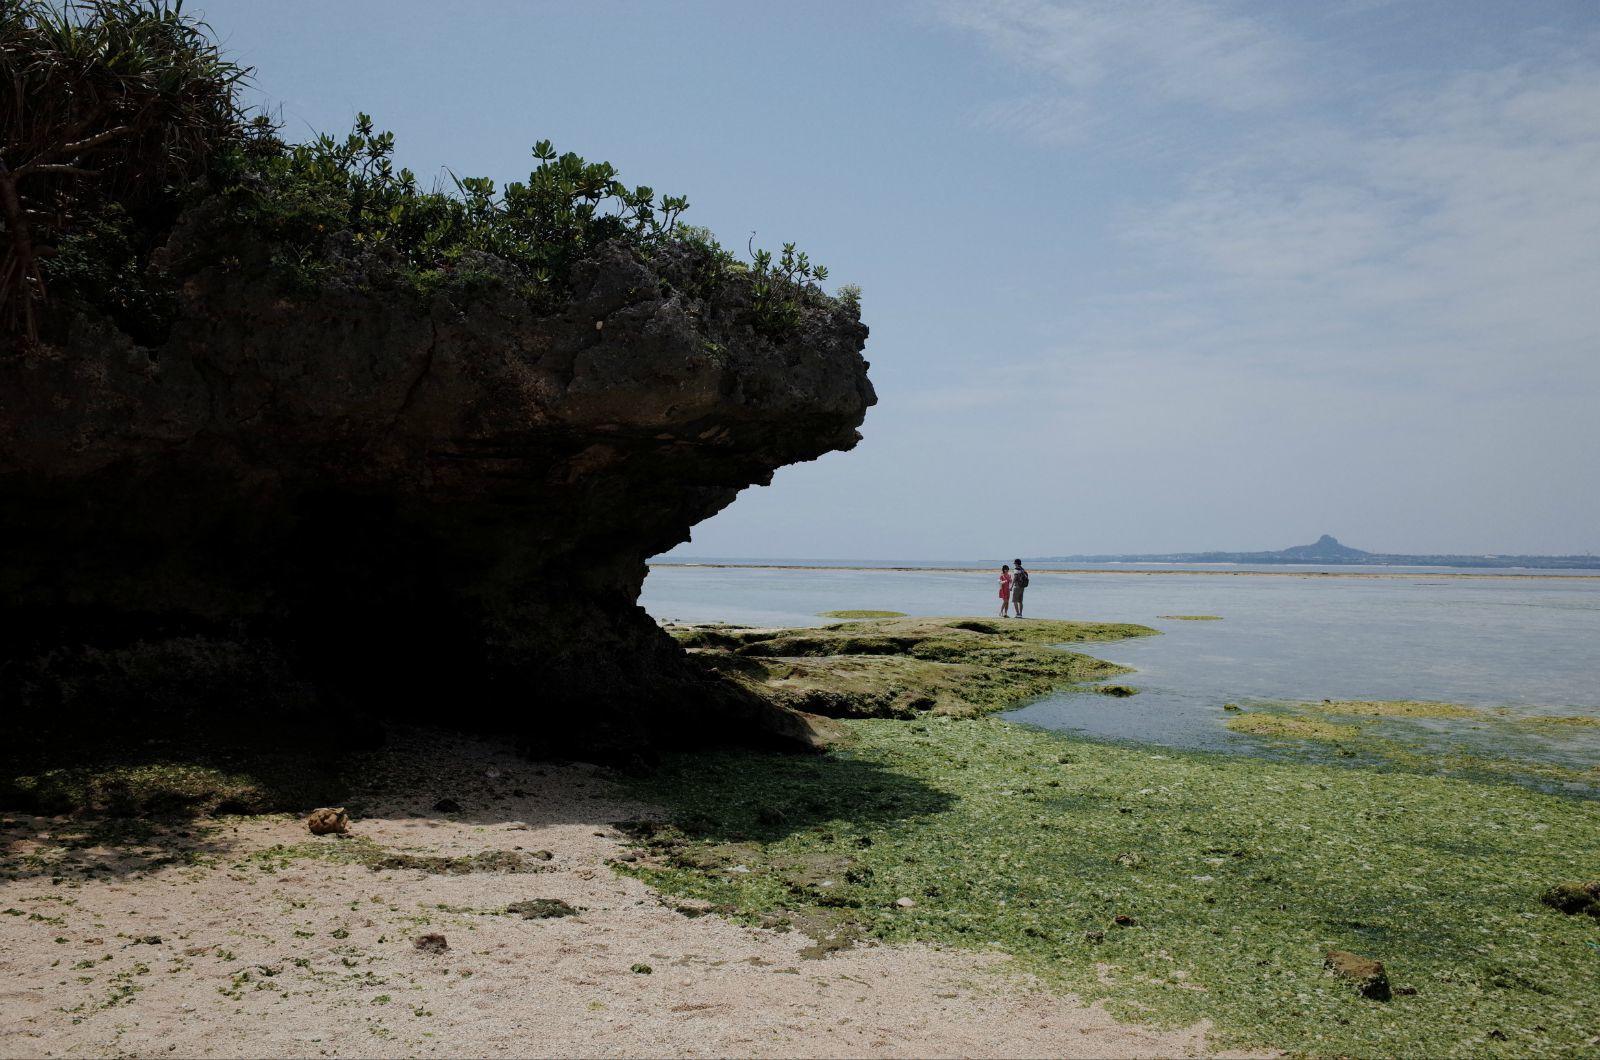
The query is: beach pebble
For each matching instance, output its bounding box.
[895,897,917,908]
[306,807,348,835]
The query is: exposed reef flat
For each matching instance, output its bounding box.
[1222,699,1600,794]
[668,617,1156,720]
[623,636,1600,1057]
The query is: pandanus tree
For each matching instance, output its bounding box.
[0,0,246,339]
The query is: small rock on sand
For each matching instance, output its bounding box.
[414,933,448,954]
[306,807,348,835]
[507,899,580,919]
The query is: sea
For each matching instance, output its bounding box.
[640,560,1600,783]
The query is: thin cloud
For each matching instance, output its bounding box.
[937,0,1300,119]
[1127,56,1600,383]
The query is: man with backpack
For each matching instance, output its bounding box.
[1010,558,1030,617]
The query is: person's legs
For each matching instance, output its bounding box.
[1000,591,1009,617]
[1013,586,1025,617]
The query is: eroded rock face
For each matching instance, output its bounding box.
[0,229,873,754]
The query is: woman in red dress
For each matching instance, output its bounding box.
[998,564,1012,617]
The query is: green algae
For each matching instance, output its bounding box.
[241,836,543,876]
[626,621,1600,1054]
[818,609,907,619]
[1225,713,1361,741]
[622,715,1600,1057]
[1,759,346,817]
[1311,699,1480,719]
[678,616,1156,719]
[1525,715,1600,729]
[1223,699,1600,794]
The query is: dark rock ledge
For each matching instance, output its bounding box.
[0,227,873,758]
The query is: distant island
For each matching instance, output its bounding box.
[1035,534,1600,570]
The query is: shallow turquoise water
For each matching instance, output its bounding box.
[641,564,1600,781]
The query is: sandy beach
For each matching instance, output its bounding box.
[0,730,1235,1060]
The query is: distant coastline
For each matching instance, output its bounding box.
[648,562,1600,580]
[654,533,1600,575]
[1035,533,1600,570]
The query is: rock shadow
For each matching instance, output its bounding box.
[616,742,955,845]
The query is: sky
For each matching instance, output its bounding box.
[195,0,1600,558]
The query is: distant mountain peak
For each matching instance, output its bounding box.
[1279,534,1368,559]
[1035,534,1599,569]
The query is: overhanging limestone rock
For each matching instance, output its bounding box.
[0,233,873,754]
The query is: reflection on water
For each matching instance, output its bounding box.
[641,564,1600,787]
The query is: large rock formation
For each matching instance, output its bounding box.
[0,217,873,756]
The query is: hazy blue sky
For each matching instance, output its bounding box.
[198,0,1600,558]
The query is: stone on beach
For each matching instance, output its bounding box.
[306,807,348,835]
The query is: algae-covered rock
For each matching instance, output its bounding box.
[1227,713,1360,741]
[675,616,1156,720]
[1540,881,1600,917]
[507,899,581,919]
[1325,949,1392,1000]
[1311,700,1479,719]
[414,933,448,954]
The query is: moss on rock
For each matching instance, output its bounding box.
[1540,881,1600,917]
[243,836,544,875]
[1310,699,1479,719]
[1226,713,1361,741]
[2,759,348,817]
[676,617,1156,719]
[818,610,906,619]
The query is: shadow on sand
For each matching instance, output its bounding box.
[1,715,951,882]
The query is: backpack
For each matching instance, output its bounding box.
[1015,569,1030,588]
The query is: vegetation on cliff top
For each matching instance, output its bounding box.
[4,0,850,344]
[0,0,245,339]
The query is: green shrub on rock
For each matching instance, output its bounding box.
[6,1,849,345]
